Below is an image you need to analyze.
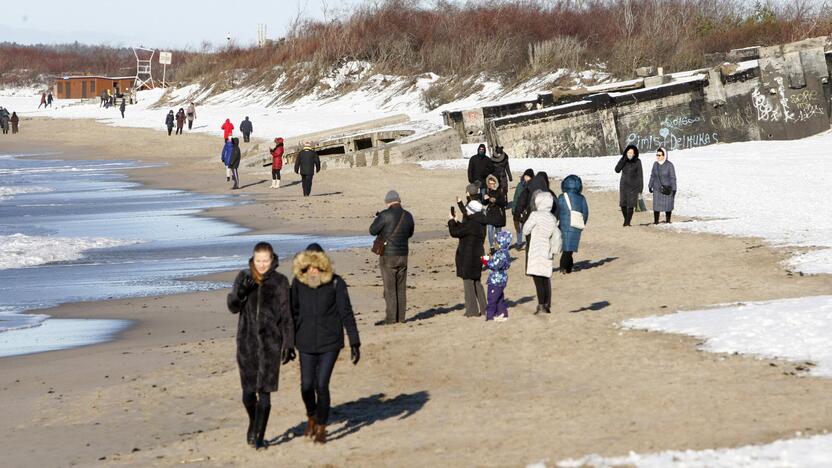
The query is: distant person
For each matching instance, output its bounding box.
[467,143,494,197]
[294,142,320,197]
[38,92,47,109]
[222,118,234,140]
[240,117,253,142]
[268,138,284,189]
[556,175,589,274]
[119,99,126,119]
[484,230,512,322]
[221,139,234,182]
[615,145,644,227]
[490,145,512,197]
[106,89,113,108]
[0,108,9,134]
[449,200,488,317]
[511,169,534,250]
[226,242,295,450]
[47,91,53,107]
[369,190,415,324]
[648,146,677,224]
[175,108,186,135]
[482,174,507,253]
[290,243,361,444]
[10,111,19,134]
[186,102,196,130]
[523,191,560,314]
[100,91,107,107]
[165,110,175,136]
[229,137,241,189]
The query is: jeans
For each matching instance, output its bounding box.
[380,255,408,323]
[300,350,340,425]
[487,225,502,250]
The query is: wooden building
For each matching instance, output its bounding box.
[53,76,136,99]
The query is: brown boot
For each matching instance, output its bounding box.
[313,424,327,444]
[304,416,317,438]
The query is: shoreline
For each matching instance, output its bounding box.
[2,118,832,466]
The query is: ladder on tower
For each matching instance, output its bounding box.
[133,47,156,90]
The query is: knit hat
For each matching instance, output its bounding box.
[466,200,483,215]
[466,183,479,196]
[523,168,535,178]
[306,243,324,252]
[384,190,401,204]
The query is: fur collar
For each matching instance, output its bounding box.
[292,250,334,287]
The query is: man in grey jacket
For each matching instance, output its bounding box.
[369,190,415,324]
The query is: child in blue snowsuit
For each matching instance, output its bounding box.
[484,230,512,321]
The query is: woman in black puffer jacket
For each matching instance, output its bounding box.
[227,242,295,450]
[291,243,361,444]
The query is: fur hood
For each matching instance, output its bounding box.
[292,250,334,287]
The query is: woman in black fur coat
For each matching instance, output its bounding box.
[227,242,295,450]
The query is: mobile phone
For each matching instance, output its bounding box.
[450,206,456,217]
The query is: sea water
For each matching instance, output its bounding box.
[0,152,370,357]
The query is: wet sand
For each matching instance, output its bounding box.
[2,118,832,467]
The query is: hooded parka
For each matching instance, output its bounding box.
[523,191,561,277]
[615,145,644,208]
[557,175,589,252]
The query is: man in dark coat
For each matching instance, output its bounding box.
[467,143,494,195]
[165,110,175,136]
[227,244,294,450]
[240,117,253,142]
[615,144,644,227]
[229,137,242,189]
[294,142,321,196]
[369,190,416,324]
[449,200,488,317]
[46,91,53,107]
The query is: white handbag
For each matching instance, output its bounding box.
[563,193,585,230]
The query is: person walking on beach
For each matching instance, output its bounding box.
[483,174,507,253]
[240,117,253,143]
[221,138,234,182]
[648,146,677,224]
[291,243,361,444]
[175,108,186,135]
[38,92,47,109]
[490,145,512,197]
[449,200,488,317]
[10,112,19,134]
[523,191,560,314]
[615,145,644,227]
[222,118,234,140]
[557,175,589,274]
[186,102,196,130]
[512,169,534,250]
[119,99,126,119]
[227,242,295,450]
[165,110,175,136]
[229,137,242,189]
[467,143,494,197]
[369,190,415,324]
[0,108,9,135]
[47,91,53,107]
[294,142,320,197]
[269,138,284,189]
[484,230,512,322]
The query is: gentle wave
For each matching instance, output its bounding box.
[0,186,54,200]
[0,233,141,270]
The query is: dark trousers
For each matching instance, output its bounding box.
[462,279,486,316]
[486,284,507,320]
[243,132,251,142]
[532,275,551,307]
[231,168,239,189]
[621,207,634,226]
[11,123,18,134]
[187,119,193,130]
[653,211,672,224]
[176,125,183,135]
[380,255,408,323]
[301,174,313,196]
[120,110,124,118]
[559,251,574,274]
[300,350,339,425]
[271,169,281,180]
[167,125,173,136]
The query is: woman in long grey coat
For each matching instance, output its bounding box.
[648,146,677,224]
[522,191,561,314]
[615,145,643,227]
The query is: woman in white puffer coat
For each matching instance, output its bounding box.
[522,191,561,314]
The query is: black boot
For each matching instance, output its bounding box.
[666,211,672,224]
[653,211,660,225]
[253,403,271,450]
[244,401,257,446]
[621,207,628,226]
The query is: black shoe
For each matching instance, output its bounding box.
[244,402,257,446]
[253,404,271,450]
[226,177,231,182]
[534,305,544,315]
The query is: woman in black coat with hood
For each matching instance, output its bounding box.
[448,200,489,317]
[516,171,558,223]
[227,242,295,450]
[615,145,644,226]
[291,243,361,444]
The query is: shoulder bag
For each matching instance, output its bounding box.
[563,193,585,230]
[371,211,405,256]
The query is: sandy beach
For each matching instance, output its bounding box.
[2,118,832,467]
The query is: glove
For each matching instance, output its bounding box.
[350,344,360,365]
[238,275,257,299]
[281,347,296,365]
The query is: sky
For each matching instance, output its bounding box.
[0,0,370,50]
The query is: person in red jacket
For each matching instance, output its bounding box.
[270,137,284,189]
[221,119,234,140]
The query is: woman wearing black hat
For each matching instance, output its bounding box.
[227,242,295,450]
[291,243,361,444]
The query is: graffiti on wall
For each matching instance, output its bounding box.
[751,79,825,124]
[751,87,782,122]
[710,108,755,131]
[790,89,824,122]
[625,129,719,152]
